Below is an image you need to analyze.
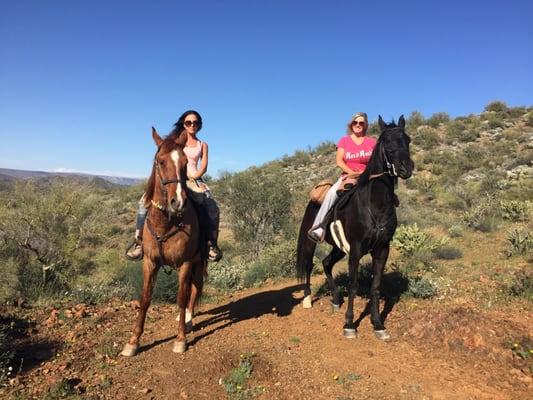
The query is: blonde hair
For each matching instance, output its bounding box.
[346,112,369,135]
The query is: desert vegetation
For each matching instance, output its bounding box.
[1,102,532,395]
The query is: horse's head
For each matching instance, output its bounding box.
[377,115,414,179]
[150,127,188,217]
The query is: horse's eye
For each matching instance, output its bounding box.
[158,160,164,165]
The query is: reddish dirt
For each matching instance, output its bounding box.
[2,278,532,399]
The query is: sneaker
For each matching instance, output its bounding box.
[126,242,143,261]
[307,227,325,243]
[207,243,223,262]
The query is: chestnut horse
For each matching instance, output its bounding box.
[121,127,205,356]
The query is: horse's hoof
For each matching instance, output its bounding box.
[172,341,187,354]
[302,295,312,309]
[374,329,391,341]
[331,302,341,312]
[185,320,193,333]
[120,343,139,357]
[343,328,357,339]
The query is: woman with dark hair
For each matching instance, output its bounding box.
[126,110,223,262]
[307,112,377,242]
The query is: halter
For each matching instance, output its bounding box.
[381,141,398,177]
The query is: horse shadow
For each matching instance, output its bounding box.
[314,269,409,329]
[137,284,302,352]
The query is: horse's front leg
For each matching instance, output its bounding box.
[343,246,361,338]
[323,247,345,311]
[370,246,391,341]
[173,261,193,353]
[178,260,204,333]
[121,258,158,357]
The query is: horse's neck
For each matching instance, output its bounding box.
[364,176,395,209]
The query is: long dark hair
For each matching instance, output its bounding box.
[173,110,203,133]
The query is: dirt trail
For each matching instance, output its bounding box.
[3,278,532,399]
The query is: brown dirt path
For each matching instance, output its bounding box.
[3,278,532,399]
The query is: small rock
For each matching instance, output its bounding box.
[140,388,151,394]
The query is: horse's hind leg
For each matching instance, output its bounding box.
[173,261,193,353]
[121,258,158,357]
[370,246,391,341]
[323,247,345,311]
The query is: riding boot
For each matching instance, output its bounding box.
[207,229,222,262]
[126,231,143,261]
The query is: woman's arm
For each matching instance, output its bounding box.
[191,142,209,179]
[336,147,359,176]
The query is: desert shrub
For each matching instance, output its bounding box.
[507,270,533,300]
[406,111,425,132]
[393,224,448,257]
[416,127,440,150]
[484,100,508,113]
[0,257,19,304]
[405,276,439,299]
[398,251,439,275]
[506,227,533,257]
[462,194,500,232]
[312,141,335,156]
[427,112,450,128]
[218,166,292,257]
[433,245,463,260]
[448,225,464,238]
[486,113,506,129]
[70,281,133,305]
[242,262,269,288]
[526,112,533,127]
[118,263,179,303]
[207,260,244,292]
[500,200,532,222]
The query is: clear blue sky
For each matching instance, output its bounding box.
[1,0,532,178]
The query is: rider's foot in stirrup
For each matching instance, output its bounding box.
[307,227,325,243]
[207,243,223,262]
[126,241,143,261]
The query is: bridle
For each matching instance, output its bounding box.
[151,149,187,213]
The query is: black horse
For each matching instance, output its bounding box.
[296,115,414,340]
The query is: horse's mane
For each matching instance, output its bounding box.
[357,120,398,188]
[143,128,187,205]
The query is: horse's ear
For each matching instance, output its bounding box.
[378,115,387,132]
[152,127,163,147]
[398,115,406,129]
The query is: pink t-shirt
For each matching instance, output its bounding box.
[337,135,377,173]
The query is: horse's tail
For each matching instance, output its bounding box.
[296,201,320,282]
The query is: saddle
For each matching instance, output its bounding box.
[309,173,360,204]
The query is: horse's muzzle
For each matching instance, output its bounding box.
[398,159,415,179]
[169,196,186,216]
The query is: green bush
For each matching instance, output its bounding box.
[500,200,532,222]
[393,224,448,256]
[506,227,533,257]
[448,225,464,238]
[486,113,506,129]
[207,260,244,292]
[406,111,425,132]
[415,127,440,150]
[508,270,533,300]
[484,100,508,113]
[462,194,499,232]
[433,245,463,260]
[218,166,292,256]
[406,276,439,299]
[526,112,533,127]
[119,263,179,303]
[427,112,450,128]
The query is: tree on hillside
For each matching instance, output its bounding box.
[218,166,292,257]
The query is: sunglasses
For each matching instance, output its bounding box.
[184,120,199,127]
[352,121,366,127]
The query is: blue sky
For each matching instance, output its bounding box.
[1,0,532,178]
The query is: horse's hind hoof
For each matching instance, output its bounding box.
[302,295,312,309]
[331,302,341,312]
[172,341,187,354]
[343,328,357,339]
[120,343,139,357]
[374,329,391,341]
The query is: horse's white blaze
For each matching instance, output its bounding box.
[170,150,185,209]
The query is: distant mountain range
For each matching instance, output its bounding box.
[0,168,143,186]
